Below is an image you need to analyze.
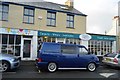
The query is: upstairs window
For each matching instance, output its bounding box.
[47,11,56,26]
[23,7,34,24]
[66,14,74,28]
[0,4,9,21]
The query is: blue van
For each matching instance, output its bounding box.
[36,42,99,72]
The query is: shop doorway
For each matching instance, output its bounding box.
[21,38,32,60]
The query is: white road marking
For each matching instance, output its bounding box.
[99,73,116,78]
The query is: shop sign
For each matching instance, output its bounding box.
[91,35,116,41]
[38,31,80,39]
[79,34,91,41]
[0,28,34,35]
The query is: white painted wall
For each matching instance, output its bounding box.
[32,31,38,60]
[112,41,116,53]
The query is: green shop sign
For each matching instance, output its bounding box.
[91,35,116,41]
[38,31,116,41]
[38,31,80,39]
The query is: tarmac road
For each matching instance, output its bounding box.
[1,61,120,79]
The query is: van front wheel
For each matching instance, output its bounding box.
[48,62,57,72]
[87,63,96,72]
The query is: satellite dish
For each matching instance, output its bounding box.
[79,34,92,41]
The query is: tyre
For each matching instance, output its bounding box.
[47,62,57,72]
[87,63,96,72]
[0,61,10,72]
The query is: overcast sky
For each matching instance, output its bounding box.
[2,0,119,34]
[44,0,119,34]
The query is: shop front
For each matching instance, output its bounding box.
[0,28,37,60]
[88,34,116,56]
[38,31,82,45]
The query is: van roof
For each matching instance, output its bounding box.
[42,42,85,47]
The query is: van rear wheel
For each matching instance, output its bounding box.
[47,62,57,72]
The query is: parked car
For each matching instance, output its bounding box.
[36,42,99,72]
[102,53,120,67]
[0,53,21,72]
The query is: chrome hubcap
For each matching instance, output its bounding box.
[88,63,96,71]
[48,63,56,72]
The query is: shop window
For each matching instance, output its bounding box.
[2,34,8,53]
[52,38,56,42]
[47,37,52,42]
[88,40,113,55]
[2,34,8,44]
[65,38,70,44]
[70,39,73,44]
[1,34,21,56]
[1,45,7,53]
[9,35,14,44]
[7,45,14,55]
[15,46,20,56]
[16,35,21,45]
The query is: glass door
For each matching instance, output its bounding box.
[22,38,32,60]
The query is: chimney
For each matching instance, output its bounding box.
[65,0,74,8]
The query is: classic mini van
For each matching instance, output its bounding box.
[36,42,99,72]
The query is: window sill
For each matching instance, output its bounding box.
[23,22,34,24]
[47,25,56,27]
[66,27,75,29]
[0,20,8,22]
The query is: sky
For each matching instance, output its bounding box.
[2,0,119,34]
[44,0,119,34]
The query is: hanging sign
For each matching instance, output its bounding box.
[79,34,92,41]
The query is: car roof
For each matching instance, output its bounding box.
[42,42,85,47]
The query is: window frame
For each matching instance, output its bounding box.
[47,11,56,27]
[23,7,34,24]
[66,14,74,28]
[0,4,9,21]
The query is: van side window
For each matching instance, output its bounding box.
[78,47,88,54]
[42,43,60,53]
[61,45,77,54]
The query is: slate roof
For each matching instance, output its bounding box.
[2,1,87,16]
